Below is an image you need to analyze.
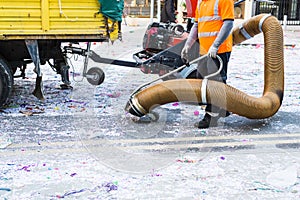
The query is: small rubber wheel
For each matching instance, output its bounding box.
[86,67,105,85]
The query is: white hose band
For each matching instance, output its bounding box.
[239,24,252,40]
[201,78,208,104]
[130,97,147,116]
[200,55,222,104]
[259,14,272,32]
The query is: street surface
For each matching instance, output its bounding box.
[0,18,300,199]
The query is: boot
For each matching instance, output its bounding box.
[195,110,231,129]
[194,113,219,129]
[219,108,231,118]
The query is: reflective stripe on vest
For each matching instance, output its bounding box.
[198,0,219,22]
[198,16,222,22]
[198,31,219,38]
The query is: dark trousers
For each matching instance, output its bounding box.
[196,52,231,116]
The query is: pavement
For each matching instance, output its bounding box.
[0,16,300,199]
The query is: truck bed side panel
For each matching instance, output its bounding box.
[0,0,118,40]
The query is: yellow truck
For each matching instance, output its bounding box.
[0,0,123,106]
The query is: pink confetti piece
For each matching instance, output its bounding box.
[107,92,121,98]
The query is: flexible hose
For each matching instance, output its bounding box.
[125,14,284,119]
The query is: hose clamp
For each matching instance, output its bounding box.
[200,55,223,105]
[128,96,147,117]
[201,78,208,104]
[239,24,252,40]
[259,14,272,32]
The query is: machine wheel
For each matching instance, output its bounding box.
[86,67,105,85]
[0,57,13,107]
[185,69,197,79]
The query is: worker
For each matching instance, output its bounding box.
[181,0,234,128]
[161,0,177,23]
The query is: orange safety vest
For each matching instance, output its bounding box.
[195,0,234,55]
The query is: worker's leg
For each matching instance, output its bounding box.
[196,52,231,128]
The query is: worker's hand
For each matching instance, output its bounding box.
[208,45,218,58]
[181,45,190,63]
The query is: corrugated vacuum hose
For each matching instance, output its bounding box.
[125,14,284,120]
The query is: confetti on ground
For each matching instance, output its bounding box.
[0,20,299,200]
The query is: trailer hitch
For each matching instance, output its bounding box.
[64,44,139,68]
[64,42,140,85]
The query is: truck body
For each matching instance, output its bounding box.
[0,0,118,40]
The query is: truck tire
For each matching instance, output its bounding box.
[0,57,13,107]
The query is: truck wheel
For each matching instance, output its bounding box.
[86,67,105,85]
[2,58,13,90]
[0,58,13,107]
